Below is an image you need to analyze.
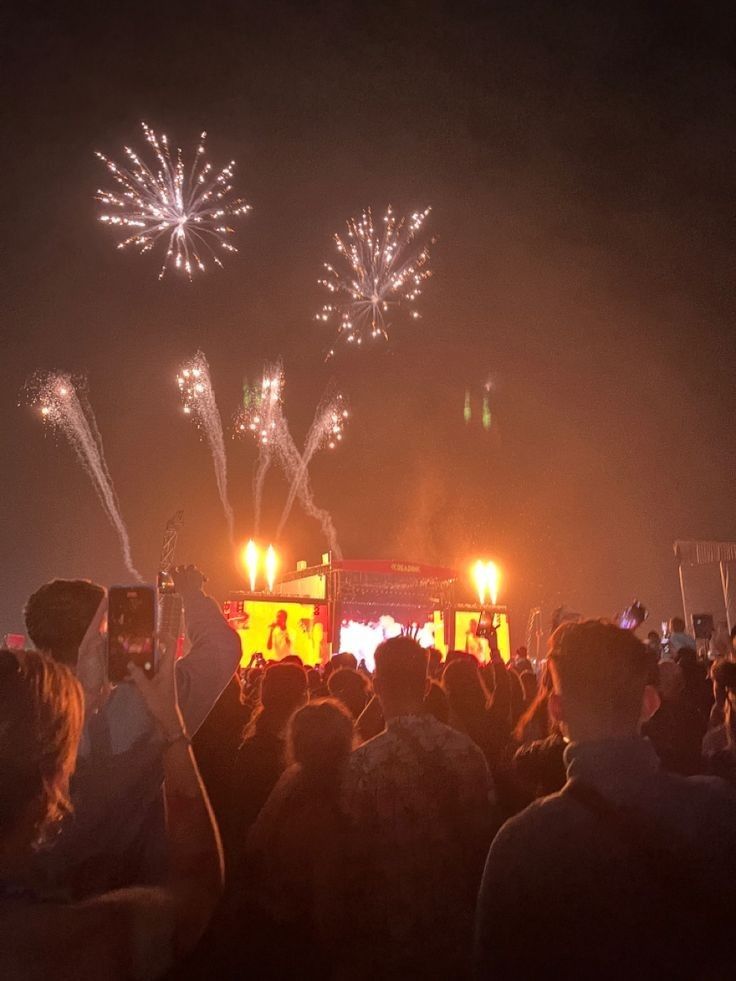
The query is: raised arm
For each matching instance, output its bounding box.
[129,640,224,944]
[4,643,225,981]
[171,565,242,735]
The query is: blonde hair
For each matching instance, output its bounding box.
[0,649,84,843]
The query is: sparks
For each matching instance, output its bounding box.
[177,352,235,541]
[233,364,286,535]
[316,392,349,451]
[233,364,345,555]
[233,367,285,448]
[25,371,141,581]
[274,388,349,539]
[96,122,252,280]
[318,205,434,355]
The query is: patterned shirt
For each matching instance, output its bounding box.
[343,714,495,977]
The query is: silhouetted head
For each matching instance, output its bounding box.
[288,698,353,789]
[250,661,308,737]
[333,651,358,671]
[442,657,490,719]
[328,667,369,719]
[306,668,322,693]
[548,620,659,742]
[373,636,428,719]
[24,579,105,667]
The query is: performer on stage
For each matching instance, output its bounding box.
[267,609,292,658]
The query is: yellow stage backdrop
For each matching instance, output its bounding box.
[235,599,327,666]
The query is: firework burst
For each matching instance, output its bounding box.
[233,365,286,534]
[233,366,285,447]
[26,371,141,580]
[96,122,251,280]
[312,392,349,452]
[317,205,433,356]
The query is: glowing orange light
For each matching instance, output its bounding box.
[486,561,500,605]
[265,545,278,593]
[472,560,487,605]
[243,540,258,591]
[472,559,501,605]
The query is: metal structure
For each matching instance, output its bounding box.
[674,540,736,632]
[159,510,184,654]
[160,509,184,574]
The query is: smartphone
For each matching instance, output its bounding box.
[108,585,157,683]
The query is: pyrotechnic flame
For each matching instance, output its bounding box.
[473,560,488,605]
[244,540,259,592]
[473,560,501,605]
[96,122,252,279]
[265,545,277,592]
[317,205,434,355]
[486,561,500,605]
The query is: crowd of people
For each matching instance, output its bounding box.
[2,568,736,979]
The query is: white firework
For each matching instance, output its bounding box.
[26,371,141,581]
[96,122,251,279]
[318,205,433,356]
[177,352,235,541]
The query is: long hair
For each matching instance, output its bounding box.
[287,698,354,793]
[243,662,308,741]
[0,649,84,844]
[513,665,554,744]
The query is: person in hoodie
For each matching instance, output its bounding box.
[23,564,240,897]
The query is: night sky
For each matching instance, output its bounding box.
[2,1,735,641]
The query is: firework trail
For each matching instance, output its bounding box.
[234,366,344,556]
[26,372,141,581]
[275,391,348,540]
[96,122,251,280]
[177,352,235,542]
[234,365,285,534]
[317,205,433,357]
[275,425,344,560]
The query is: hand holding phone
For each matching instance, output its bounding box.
[77,597,108,696]
[127,629,184,742]
[108,586,157,683]
[170,565,205,600]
